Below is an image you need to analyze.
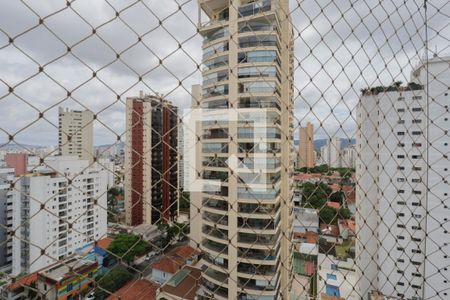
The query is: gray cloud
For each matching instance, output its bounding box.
[0,0,449,146]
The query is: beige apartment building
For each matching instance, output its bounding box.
[58,107,94,162]
[191,0,294,299]
[297,122,314,169]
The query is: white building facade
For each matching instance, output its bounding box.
[356,57,450,299]
[320,137,342,168]
[58,107,94,162]
[8,156,107,275]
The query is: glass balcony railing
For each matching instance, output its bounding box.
[203,198,228,211]
[238,232,278,245]
[239,203,280,214]
[204,211,228,225]
[203,225,228,240]
[237,262,278,276]
[238,0,271,17]
[205,268,229,284]
[238,187,280,200]
[202,239,228,253]
[203,27,229,45]
[203,278,229,298]
[238,248,279,261]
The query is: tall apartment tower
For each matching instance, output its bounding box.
[356,56,450,299]
[58,108,94,162]
[194,1,294,299]
[297,122,314,168]
[124,93,178,226]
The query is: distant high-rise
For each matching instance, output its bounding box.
[124,93,178,226]
[298,122,314,168]
[193,0,294,299]
[356,56,450,299]
[58,107,94,162]
[320,137,341,168]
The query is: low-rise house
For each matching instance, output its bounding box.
[107,279,160,300]
[150,246,200,284]
[36,257,97,300]
[338,219,355,240]
[1,256,97,300]
[293,207,319,233]
[157,266,201,300]
[0,272,38,300]
[317,254,358,300]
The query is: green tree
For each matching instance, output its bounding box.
[107,234,149,264]
[339,207,352,219]
[329,191,344,204]
[319,206,338,224]
[179,192,190,212]
[94,266,133,299]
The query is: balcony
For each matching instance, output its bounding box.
[238,0,271,18]
[203,198,228,211]
[202,239,228,254]
[203,225,228,241]
[237,262,278,276]
[205,268,228,284]
[204,211,228,225]
[199,0,229,18]
[238,203,279,214]
[238,232,278,245]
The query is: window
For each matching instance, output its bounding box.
[412,107,423,112]
[412,119,422,123]
[397,108,405,112]
[412,131,422,135]
[397,132,405,136]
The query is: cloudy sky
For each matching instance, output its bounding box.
[0,0,448,147]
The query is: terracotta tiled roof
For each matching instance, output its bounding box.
[151,256,184,274]
[106,279,159,300]
[6,272,38,291]
[151,245,199,274]
[293,231,318,244]
[97,237,114,250]
[326,201,341,210]
[320,224,340,237]
[159,266,202,300]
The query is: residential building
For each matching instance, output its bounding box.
[317,254,358,300]
[150,245,200,284]
[193,0,294,299]
[298,122,315,168]
[341,145,356,169]
[356,56,450,299]
[157,265,202,300]
[0,256,97,300]
[0,168,14,273]
[35,256,98,300]
[58,107,94,162]
[320,137,341,168]
[8,156,107,275]
[124,92,179,226]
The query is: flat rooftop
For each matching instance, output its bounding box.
[40,257,96,282]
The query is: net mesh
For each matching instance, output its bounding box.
[0,0,449,299]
